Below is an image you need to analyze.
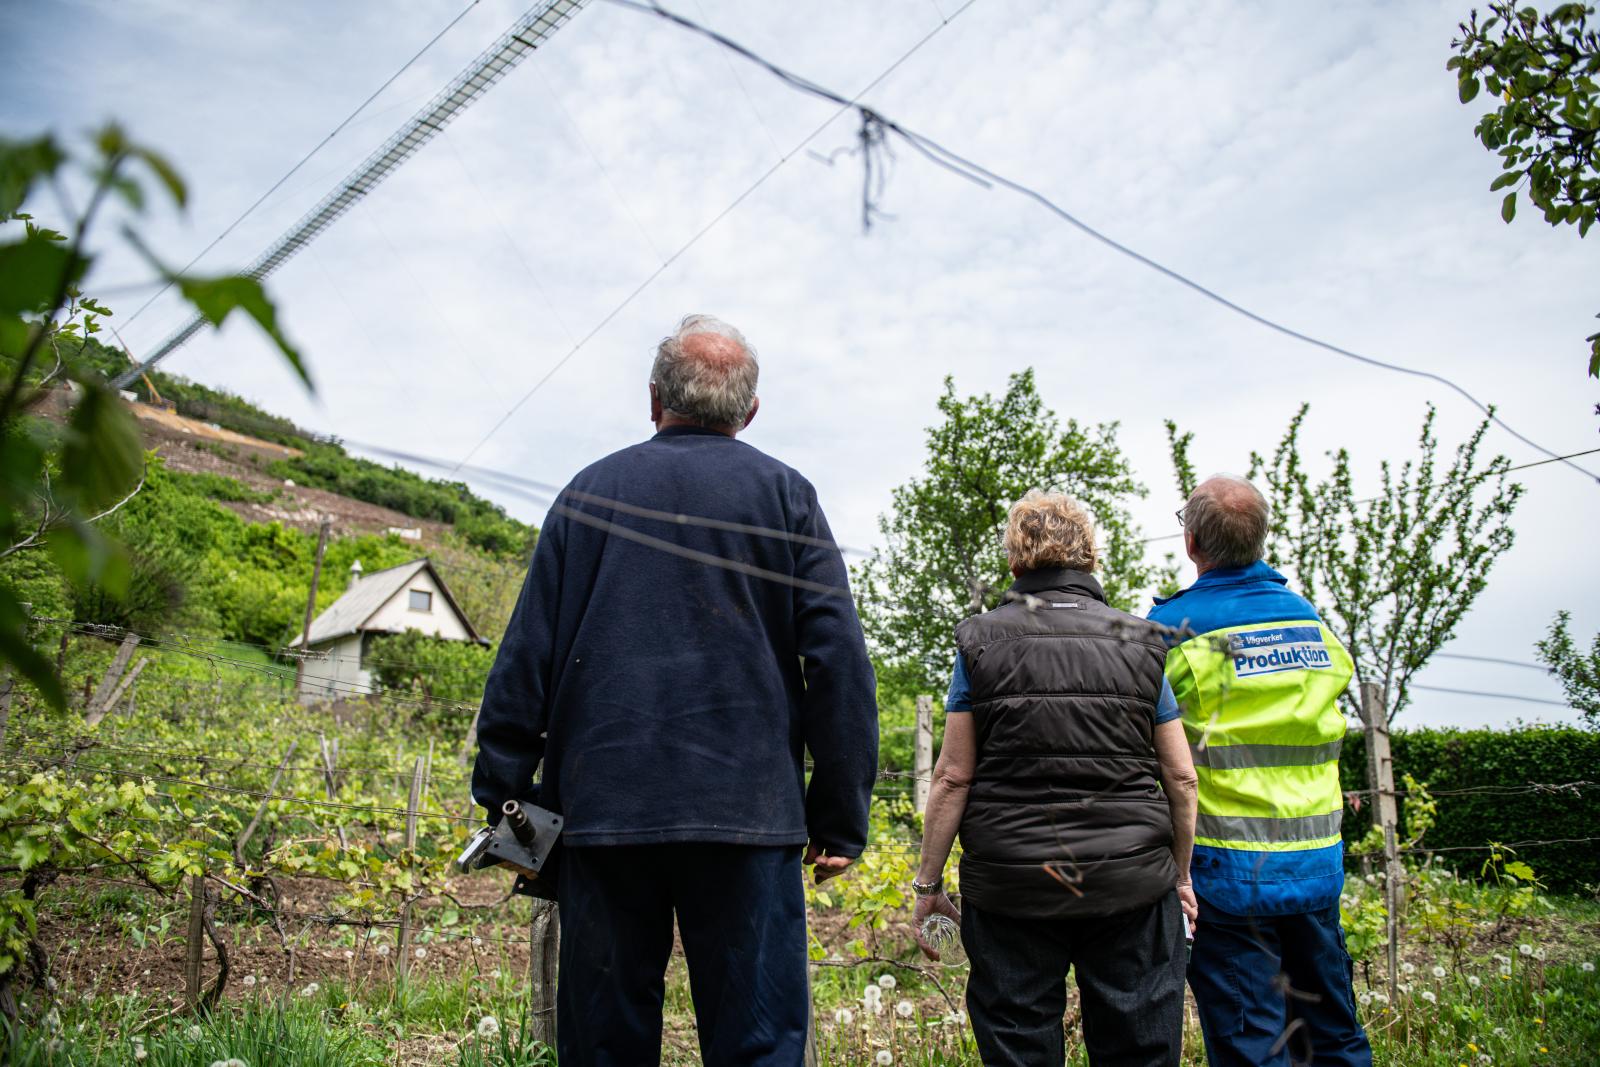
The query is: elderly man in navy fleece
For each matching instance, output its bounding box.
[471,314,879,1067]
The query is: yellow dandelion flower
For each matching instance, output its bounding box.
[1469,1044,1479,1053]
[1535,1017,1544,1025]
[1539,1047,1548,1053]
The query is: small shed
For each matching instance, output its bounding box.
[289,558,482,700]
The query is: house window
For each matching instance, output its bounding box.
[409,589,433,613]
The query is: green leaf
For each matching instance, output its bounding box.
[60,381,143,510]
[1501,191,1517,222]
[1587,332,1599,378]
[1489,171,1521,190]
[1460,74,1482,103]
[0,135,64,218]
[46,517,131,597]
[0,234,78,316]
[131,147,187,209]
[177,274,313,391]
[0,586,65,710]
[1504,860,1537,881]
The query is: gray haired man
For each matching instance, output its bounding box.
[473,314,879,1067]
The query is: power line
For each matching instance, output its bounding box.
[1138,446,1600,544]
[119,0,487,332]
[599,0,1598,486]
[1433,652,1551,672]
[451,0,981,468]
[345,438,877,556]
[113,0,591,389]
[1409,683,1568,708]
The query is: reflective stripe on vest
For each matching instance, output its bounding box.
[1164,619,1353,854]
[1190,738,1343,770]
[1195,810,1343,845]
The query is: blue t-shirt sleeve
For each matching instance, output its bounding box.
[1154,677,1180,725]
[945,651,972,712]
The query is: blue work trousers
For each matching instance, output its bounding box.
[1188,894,1372,1067]
[555,843,809,1067]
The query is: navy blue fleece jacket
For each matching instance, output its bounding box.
[470,426,879,856]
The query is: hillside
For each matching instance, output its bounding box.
[6,339,532,655]
[75,338,533,555]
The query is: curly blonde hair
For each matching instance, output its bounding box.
[1003,490,1098,574]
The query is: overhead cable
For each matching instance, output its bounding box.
[451,0,981,467]
[113,0,592,389]
[118,0,487,333]
[597,0,1598,486]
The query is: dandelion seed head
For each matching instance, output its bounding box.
[1358,993,1372,1006]
[1401,961,1416,975]
[895,999,914,1018]
[300,982,320,998]
[876,974,896,990]
[1468,975,1481,988]
[376,944,391,958]
[834,1008,854,1025]
[414,947,427,960]
[1421,990,1437,1003]
[242,975,257,988]
[1583,962,1596,973]
[876,1052,894,1066]
[1432,965,1447,978]
[187,1026,203,1041]
[476,1016,501,1038]
[1519,944,1534,956]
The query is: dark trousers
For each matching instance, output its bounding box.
[555,843,808,1067]
[961,891,1186,1067]
[1187,895,1372,1067]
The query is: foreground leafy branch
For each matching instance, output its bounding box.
[1449,2,1600,376]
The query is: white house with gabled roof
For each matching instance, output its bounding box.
[288,558,483,700]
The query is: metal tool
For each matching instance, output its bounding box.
[456,798,564,900]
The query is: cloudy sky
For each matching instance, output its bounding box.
[6,0,1596,727]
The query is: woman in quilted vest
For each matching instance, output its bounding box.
[912,489,1199,1067]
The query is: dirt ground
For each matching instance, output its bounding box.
[134,408,452,544]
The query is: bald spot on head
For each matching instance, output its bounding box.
[1185,474,1270,570]
[680,329,751,374]
[1194,475,1259,516]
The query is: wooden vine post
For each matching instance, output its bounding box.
[86,633,140,723]
[529,898,560,1047]
[527,754,558,1048]
[914,695,934,813]
[1359,681,1403,1005]
[293,518,332,698]
[184,872,205,1010]
[397,756,424,981]
[233,742,298,867]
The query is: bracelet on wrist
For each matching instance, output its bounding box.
[911,877,943,897]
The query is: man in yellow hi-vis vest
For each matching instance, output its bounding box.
[1149,475,1371,1067]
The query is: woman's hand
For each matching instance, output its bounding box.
[1176,878,1198,929]
[912,890,962,961]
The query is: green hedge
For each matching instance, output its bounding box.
[1340,726,1600,895]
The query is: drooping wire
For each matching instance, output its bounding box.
[598,0,1598,486]
[451,0,982,468]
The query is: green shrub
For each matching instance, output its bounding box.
[367,629,496,721]
[1341,726,1600,894]
[269,443,533,557]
